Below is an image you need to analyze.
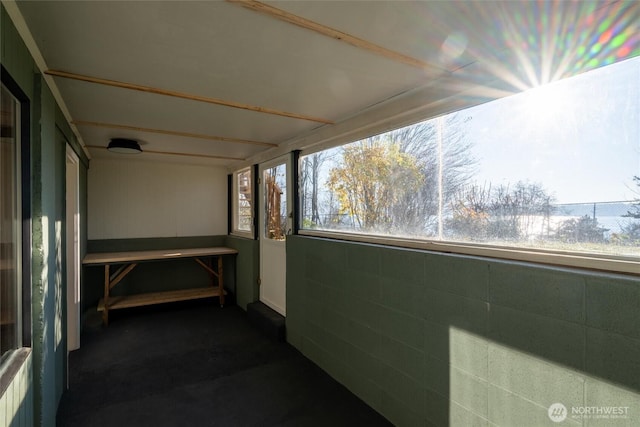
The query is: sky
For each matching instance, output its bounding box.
[460,55,640,205]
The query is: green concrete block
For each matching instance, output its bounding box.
[488,343,584,411]
[346,242,381,274]
[380,382,426,426]
[286,279,303,307]
[449,326,489,380]
[423,353,448,397]
[380,364,426,418]
[425,255,489,301]
[286,324,303,350]
[347,318,381,355]
[379,247,425,284]
[303,277,326,301]
[321,285,351,316]
[585,328,640,392]
[346,344,383,385]
[303,296,323,325]
[423,288,489,336]
[304,240,345,285]
[488,304,585,371]
[304,320,324,346]
[450,401,491,427]
[424,320,450,361]
[583,377,640,426]
[424,386,450,427]
[488,384,581,427]
[301,336,326,368]
[343,369,384,414]
[313,237,348,269]
[322,352,350,387]
[378,335,425,382]
[380,277,425,318]
[377,306,424,350]
[450,367,489,419]
[489,263,585,323]
[284,298,303,328]
[345,269,381,302]
[304,321,349,361]
[321,307,349,342]
[586,277,640,339]
[304,251,329,282]
[350,297,382,329]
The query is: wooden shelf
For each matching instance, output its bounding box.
[83,247,237,265]
[85,247,236,325]
[97,287,227,312]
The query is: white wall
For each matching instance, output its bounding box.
[88,159,227,239]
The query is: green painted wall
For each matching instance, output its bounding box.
[287,235,640,426]
[2,5,90,426]
[31,70,66,427]
[224,236,259,310]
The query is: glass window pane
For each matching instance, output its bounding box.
[1,83,21,358]
[264,164,287,241]
[300,56,640,260]
[235,168,252,233]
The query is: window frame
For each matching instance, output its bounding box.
[230,166,255,239]
[296,60,640,277]
[298,229,639,275]
[0,65,32,371]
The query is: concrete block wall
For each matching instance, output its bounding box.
[286,235,640,426]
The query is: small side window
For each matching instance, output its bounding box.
[231,167,254,238]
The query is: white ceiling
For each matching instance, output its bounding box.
[13,0,638,169]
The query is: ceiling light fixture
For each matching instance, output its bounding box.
[107,138,142,154]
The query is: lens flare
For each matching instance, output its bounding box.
[401,1,639,104]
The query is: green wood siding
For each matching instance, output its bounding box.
[2,5,89,426]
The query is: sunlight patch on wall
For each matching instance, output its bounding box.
[448,326,640,426]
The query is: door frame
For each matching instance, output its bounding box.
[66,145,80,354]
[258,154,292,316]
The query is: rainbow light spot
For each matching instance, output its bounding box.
[617,46,631,58]
[599,29,613,44]
[611,33,626,48]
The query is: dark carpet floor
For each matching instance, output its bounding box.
[56,300,392,427]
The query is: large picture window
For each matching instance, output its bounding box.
[1,82,22,359]
[300,57,640,273]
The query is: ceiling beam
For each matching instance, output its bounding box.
[73,120,278,148]
[229,0,444,72]
[45,69,334,124]
[86,145,245,161]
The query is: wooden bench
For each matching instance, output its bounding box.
[83,247,238,325]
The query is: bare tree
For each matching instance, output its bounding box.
[447,181,556,241]
[378,113,477,234]
[302,113,477,234]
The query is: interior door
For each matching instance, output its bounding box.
[259,155,292,316]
